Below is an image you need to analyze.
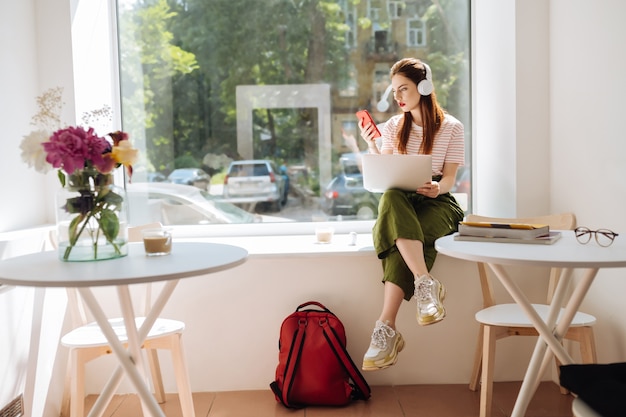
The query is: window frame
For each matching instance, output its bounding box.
[388,1,403,19]
[339,0,358,50]
[407,17,427,47]
[80,0,472,237]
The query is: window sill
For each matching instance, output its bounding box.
[176,233,375,258]
[0,223,377,260]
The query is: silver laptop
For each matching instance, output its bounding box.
[362,154,432,192]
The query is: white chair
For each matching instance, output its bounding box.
[59,223,195,417]
[466,213,597,417]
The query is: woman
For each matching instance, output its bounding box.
[358,58,465,371]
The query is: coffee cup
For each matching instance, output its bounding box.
[315,226,334,244]
[142,228,172,256]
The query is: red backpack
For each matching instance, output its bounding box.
[270,301,371,408]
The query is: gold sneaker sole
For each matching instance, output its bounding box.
[362,333,405,371]
[417,283,447,326]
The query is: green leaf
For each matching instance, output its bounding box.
[65,194,96,214]
[101,190,124,208]
[58,170,66,187]
[99,209,120,242]
[68,214,86,245]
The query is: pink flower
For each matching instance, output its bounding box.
[43,126,110,174]
[96,153,118,174]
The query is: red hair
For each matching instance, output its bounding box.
[390,58,445,154]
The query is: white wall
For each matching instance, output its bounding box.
[0,0,47,232]
[0,0,74,415]
[2,0,626,415]
[473,0,519,216]
[473,0,552,217]
[549,0,626,362]
[75,241,555,394]
[0,0,75,233]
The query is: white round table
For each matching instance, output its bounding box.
[435,230,626,417]
[436,230,626,269]
[0,241,248,287]
[0,242,248,417]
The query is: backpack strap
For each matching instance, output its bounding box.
[320,318,371,400]
[296,300,331,313]
[270,319,307,408]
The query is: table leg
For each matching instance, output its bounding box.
[524,269,579,397]
[118,285,153,416]
[553,268,598,341]
[86,280,181,416]
[78,287,166,417]
[524,268,577,383]
[88,368,124,417]
[488,264,575,363]
[23,287,45,417]
[489,264,599,417]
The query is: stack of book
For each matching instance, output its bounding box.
[454,221,562,245]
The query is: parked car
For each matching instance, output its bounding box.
[146,172,167,182]
[322,154,381,220]
[129,170,167,183]
[127,182,288,225]
[167,168,211,191]
[222,159,288,211]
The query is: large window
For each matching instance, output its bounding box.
[114,0,471,229]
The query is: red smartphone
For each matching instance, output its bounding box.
[355,110,381,138]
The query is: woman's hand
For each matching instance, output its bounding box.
[417,181,440,198]
[358,119,379,146]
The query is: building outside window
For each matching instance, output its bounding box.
[109,0,471,230]
[407,18,427,47]
[339,0,357,50]
[388,1,404,19]
[373,64,392,106]
[368,0,383,21]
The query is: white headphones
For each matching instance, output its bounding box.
[417,63,434,96]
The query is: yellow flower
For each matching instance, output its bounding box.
[111,140,139,166]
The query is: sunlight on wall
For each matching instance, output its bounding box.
[71,0,115,133]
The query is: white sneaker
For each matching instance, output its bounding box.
[362,320,405,371]
[415,274,446,326]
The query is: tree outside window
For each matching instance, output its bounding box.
[115,0,471,226]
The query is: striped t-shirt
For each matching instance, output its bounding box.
[379,113,465,176]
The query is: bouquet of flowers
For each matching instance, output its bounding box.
[20,87,139,261]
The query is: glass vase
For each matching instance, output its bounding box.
[55,170,129,262]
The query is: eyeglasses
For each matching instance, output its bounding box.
[574,227,619,247]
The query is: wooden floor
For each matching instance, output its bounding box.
[85,381,575,417]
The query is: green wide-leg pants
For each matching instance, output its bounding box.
[373,189,464,300]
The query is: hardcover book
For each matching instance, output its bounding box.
[453,231,562,245]
[458,221,550,239]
